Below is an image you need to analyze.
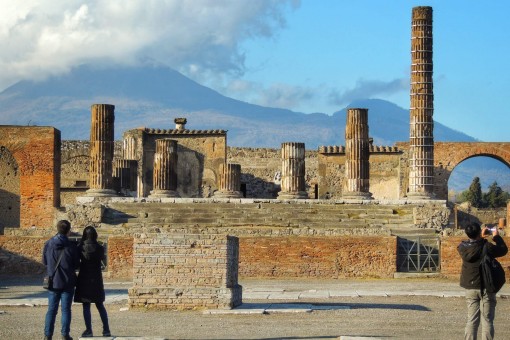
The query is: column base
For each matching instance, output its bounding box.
[149,189,180,198]
[277,191,309,200]
[342,191,373,200]
[85,189,117,197]
[213,190,243,198]
[407,191,434,200]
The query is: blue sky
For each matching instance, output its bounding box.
[1,0,509,142]
[234,1,510,142]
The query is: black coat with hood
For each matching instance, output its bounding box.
[42,234,80,291]
[74,240,106,303]
[458,235,508,290]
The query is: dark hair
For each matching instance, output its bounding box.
[56,220,71,235]
[81,226,98,242]
[465,222,481,239]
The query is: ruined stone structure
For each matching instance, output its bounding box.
[343,108,372,200]
[214,163,243,198]
[149,139,179,198]
[87,104,116,197]
[2,6,510,310]
[113,159,137,196]
[122,121,226,198]
[278,142,308,199]
[129,229,242,309]
[408,6,434,198]
[0,126,60,229]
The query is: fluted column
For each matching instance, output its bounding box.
[113,159,138,193]
[149,139,179,198]
[278,142,308,199]
[343,108,372,199]
[408,6,434,199]
[214,163,243,198]
[86,104,117,197]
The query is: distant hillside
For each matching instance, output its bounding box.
[0,64,475,148]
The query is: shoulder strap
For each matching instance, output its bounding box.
[51,249,65,277]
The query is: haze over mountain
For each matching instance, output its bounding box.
[0,64,507,192]
[0,64,475,147]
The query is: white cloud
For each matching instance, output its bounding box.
[329,78,409,106]
[0,0,299,90]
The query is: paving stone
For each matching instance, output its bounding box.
[311,305,351,310]
[203,308,265,315]
[299,290,331,299]
[267,292,301,300]
[265,303,313,313]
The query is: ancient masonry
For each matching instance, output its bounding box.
[408,6,434,198]
[87,104,116,197]
[129,230,242,310]
[149,139,179,198]
[278,142,308,199]
[343,108,372,199]
[214,163,243,198]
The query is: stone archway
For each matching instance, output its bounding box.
[0,146,20,229]
[434,142,510,199]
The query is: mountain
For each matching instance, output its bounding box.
[0,64,475,148]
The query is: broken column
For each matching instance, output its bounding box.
[86,104,116,197]
[343,108,372,200]
[113,159,138,195]
[149,139,179,198]
[278,142,308,199]
[408,6,434,199]
[214,163,243,198]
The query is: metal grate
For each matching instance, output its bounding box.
[397,236,440,272]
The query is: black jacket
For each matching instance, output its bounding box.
[458,235,508,290]
[74,240,106,303]
[42,234,80,291]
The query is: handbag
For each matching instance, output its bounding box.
[43,249,64,290]
[480,242,506,294]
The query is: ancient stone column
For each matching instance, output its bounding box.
[214,163,243,198]
[408,6,434,199]
[149,139,179,198]
[86,104,117,197]
[278,142,308,199]
[343,108,372,200]
[113,159,138,193]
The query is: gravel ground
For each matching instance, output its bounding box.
[2,295,510,339]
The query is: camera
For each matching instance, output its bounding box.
[483,227,497,236]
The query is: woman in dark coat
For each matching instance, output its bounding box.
[74,226,111,337]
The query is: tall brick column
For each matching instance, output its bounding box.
[86,104,116,197]
[149,139,179,198]
[278,142,308,199]
[343,108,372,200]
[408,6,434,199]
[214,163,243,198]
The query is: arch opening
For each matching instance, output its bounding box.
[0,146,20,230]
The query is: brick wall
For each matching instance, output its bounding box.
[441,236,510,280]
[0,126,60,228]
[107,236,133,279]
[0,236,46,274]
[239,236,397,278]
[128,231,241,310]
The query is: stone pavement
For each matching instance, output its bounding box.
[2,276,510,340]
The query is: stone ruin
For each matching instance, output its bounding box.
[1,6,510,310]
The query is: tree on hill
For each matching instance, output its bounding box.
[483,181,510,208]
[457,177,510,208]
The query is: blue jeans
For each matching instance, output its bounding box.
[44,288,75,337]
[82,302,110,334]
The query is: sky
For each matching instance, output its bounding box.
[1,0,510,142]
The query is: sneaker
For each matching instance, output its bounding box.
[103,330,111,336]
[61,336,73,340]
[81,329,93,337]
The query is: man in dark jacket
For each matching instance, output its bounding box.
[458,222,508,340]
[43,220,80,340]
